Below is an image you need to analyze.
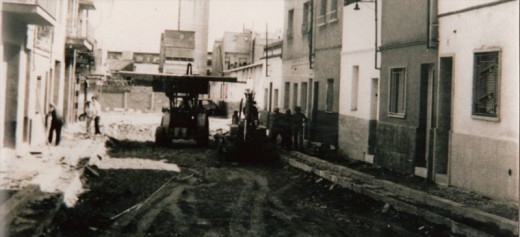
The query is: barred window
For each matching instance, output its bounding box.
[389,68,406,116]
[473,51,499,117]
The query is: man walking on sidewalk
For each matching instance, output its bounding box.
[91,95,102,135]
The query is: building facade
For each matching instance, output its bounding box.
[283,0,342,148]
[159,30,196,75]
[1,0,96,158]
[438,0,519,201]
[282,0,314,141]
[211,31,253,76]
[338,1,381,163]
[374,0,441,178]
[311,0,343,147]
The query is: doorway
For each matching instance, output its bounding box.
[3,43,21,148]
[368,78,379,155]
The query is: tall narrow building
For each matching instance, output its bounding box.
[159,0,209,75]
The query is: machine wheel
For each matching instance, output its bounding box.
[215,137,228,161]
[155,126,170,147]
[196,115,210,147]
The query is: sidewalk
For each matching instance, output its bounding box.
[0,122,106,236]
[0,122,105,204]
[280,151,519,237]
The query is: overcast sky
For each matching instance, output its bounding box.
[90,0,284,53]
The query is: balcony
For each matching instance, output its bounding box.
[66,21,96,52]
[3,0,57,26]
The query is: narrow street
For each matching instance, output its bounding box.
[44,113,435,237]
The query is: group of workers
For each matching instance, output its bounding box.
[268,106,307,151]
[231,102,307,151]
[46,95,102,146]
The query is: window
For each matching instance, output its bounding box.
[389,68,406,116]
[473,51,499,118]
[293,83,299,109]
[351,66,359,111]
[320,0,327,16]
[318,0,327,25]
[328,0,338,21]
[302,2,312,34]
[284,82,290,109]
[225,57,230,69]
[326,79,334,111]
[287,9,294,39]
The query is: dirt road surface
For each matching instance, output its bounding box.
[46,112,440,236]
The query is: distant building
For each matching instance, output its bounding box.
[212,31,253,76]
[133,52,160,74]
[159,30,196,75]
[209,31,283,118]
[158,0,209,75]
[206,52,212,76]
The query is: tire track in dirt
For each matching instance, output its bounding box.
[227,169,269,237]
[132,185,187,237]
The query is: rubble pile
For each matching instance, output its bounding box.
[103,123,155,142]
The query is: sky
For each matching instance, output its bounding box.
[90,0,284,53]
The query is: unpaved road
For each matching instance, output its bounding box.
[47,113,440,236]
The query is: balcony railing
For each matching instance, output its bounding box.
[316,15,326,26]
[327,10,338,22]
[66,17,96,44]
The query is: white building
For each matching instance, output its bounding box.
[438,0,519,202]
[338,1,381,163]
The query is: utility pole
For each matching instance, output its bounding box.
[265,23,269,77]
[177,0,181,30]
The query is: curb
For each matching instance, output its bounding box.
[281,151,518,237]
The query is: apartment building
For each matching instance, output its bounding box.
[373,0,440,178]
[1,0,96,156]
[338,0,381,163]
[438,0,519,201]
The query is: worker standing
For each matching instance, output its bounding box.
[91,95,102,135]
[282,109,293,150]
[47,103,63,146]
[85,101,96,137]
[292,106,308,151]
[268,108,282,143]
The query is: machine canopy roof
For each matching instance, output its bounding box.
[115,71,237,94]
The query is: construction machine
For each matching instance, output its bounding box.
[115,65,236,147]
[214,89,276,161]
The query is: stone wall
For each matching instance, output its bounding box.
[338,115,370,161]
[99,86,169,113]
[374,121,418,174]
[450,132,519,202]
